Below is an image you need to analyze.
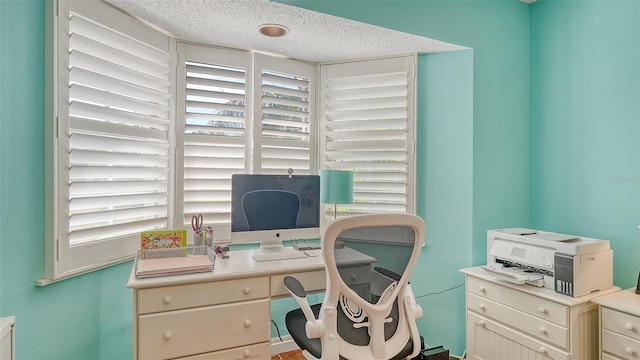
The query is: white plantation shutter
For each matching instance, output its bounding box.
[320,56,416,218]
[176,44,249,241]
[51,0,171,280]
[254,54,316,175]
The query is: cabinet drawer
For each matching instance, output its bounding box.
[178,342,270,360]
[603,352,623,360]
[468,292,568,349]
[272,270,325,297]
[467,311,569,360]
[467,276,568,326]
[602,329,640,360]
[138,277,269,314]
[603,308,640,341]
[138,299,270,359]
[603,329,640,360]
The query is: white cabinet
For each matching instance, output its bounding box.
[461,267,619,360]
[0,317,15,360]
[592,288,640,360]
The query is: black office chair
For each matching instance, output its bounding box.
[242,189,300,230]
[283,214,426,360]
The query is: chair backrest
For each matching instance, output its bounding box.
[241,189,300,230]
[319,214,425,360]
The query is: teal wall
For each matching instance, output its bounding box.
[1,1,132,359]
[1,0,638,359]
[530,0,640,288]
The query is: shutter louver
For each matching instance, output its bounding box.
[182,60,247,231]
[321,57,415,218]
[66,11,171,248]
[259,70,312,174]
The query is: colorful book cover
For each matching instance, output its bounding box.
[140,230,187,259]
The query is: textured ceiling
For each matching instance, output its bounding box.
[104,0,467,63]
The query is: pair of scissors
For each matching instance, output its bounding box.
[191,214,203,232]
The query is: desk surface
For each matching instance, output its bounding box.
[127,247,373,290]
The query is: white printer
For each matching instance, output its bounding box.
[483,228,613,297]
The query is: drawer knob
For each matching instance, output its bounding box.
[243,349,251,358]
[163,295,171,305]
[351,274,357,281]
[539,347,548,355]
[478,304,486,310]
[624,323,636,332]
[478,320,486,327]
[479,286,486,293]
[539,327,547,335]
[244,319,252,328]
[243,287,251,295]
[625,347,636,355]
[538,306,547,314]
[163,331,172,341]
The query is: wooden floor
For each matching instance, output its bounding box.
[271,349,304,360]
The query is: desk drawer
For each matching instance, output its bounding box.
[467,276,568,327]
[178,342,270,360]
[603,329,640,360]
[272,270,325,297]
[138,277,269,314]
[138,299,270,360]
[468,292,568,349]
[603,308,640,341]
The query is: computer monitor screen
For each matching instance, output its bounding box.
[231,174,321,249]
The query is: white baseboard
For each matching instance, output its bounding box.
[271,335,300,355]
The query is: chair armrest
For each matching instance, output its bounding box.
[283,276,324,339]
[373,267,402,282]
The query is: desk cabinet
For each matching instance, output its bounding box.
[461,267,619,360]
[136,277,271,360]
[592,289,640,360]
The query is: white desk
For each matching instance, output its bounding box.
[127,247,375,360]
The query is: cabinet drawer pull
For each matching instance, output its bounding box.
[244,349,251,358]
[351,274,357,281]
[624,323,636,332]
[477,320,486,327]
[478,286,486,293]
[539,347,548,355]
[625,347,636,355]
[538,327,547,335]
[163,295,171,305]
[478,304,486,310]
[244,319,252,328]
[243,287,251,295]
[538,306,547,314]
[163,331,172,341]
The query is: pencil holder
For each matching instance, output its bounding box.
[193,226,214,252]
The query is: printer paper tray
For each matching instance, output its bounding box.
[482,263,544,286]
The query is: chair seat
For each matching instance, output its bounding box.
[285,304,415,360]
[286,303,323,359]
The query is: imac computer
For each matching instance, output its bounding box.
[230,174,321,252]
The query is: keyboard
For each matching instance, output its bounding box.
[252,251,308,262]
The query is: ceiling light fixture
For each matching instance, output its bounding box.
[258,24,289,37]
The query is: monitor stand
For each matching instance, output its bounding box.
[259,239,288,253]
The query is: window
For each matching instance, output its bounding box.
[320,56,416,217]
[45,1,415,283]
[44,0,171,282]
[175,46,316,240]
